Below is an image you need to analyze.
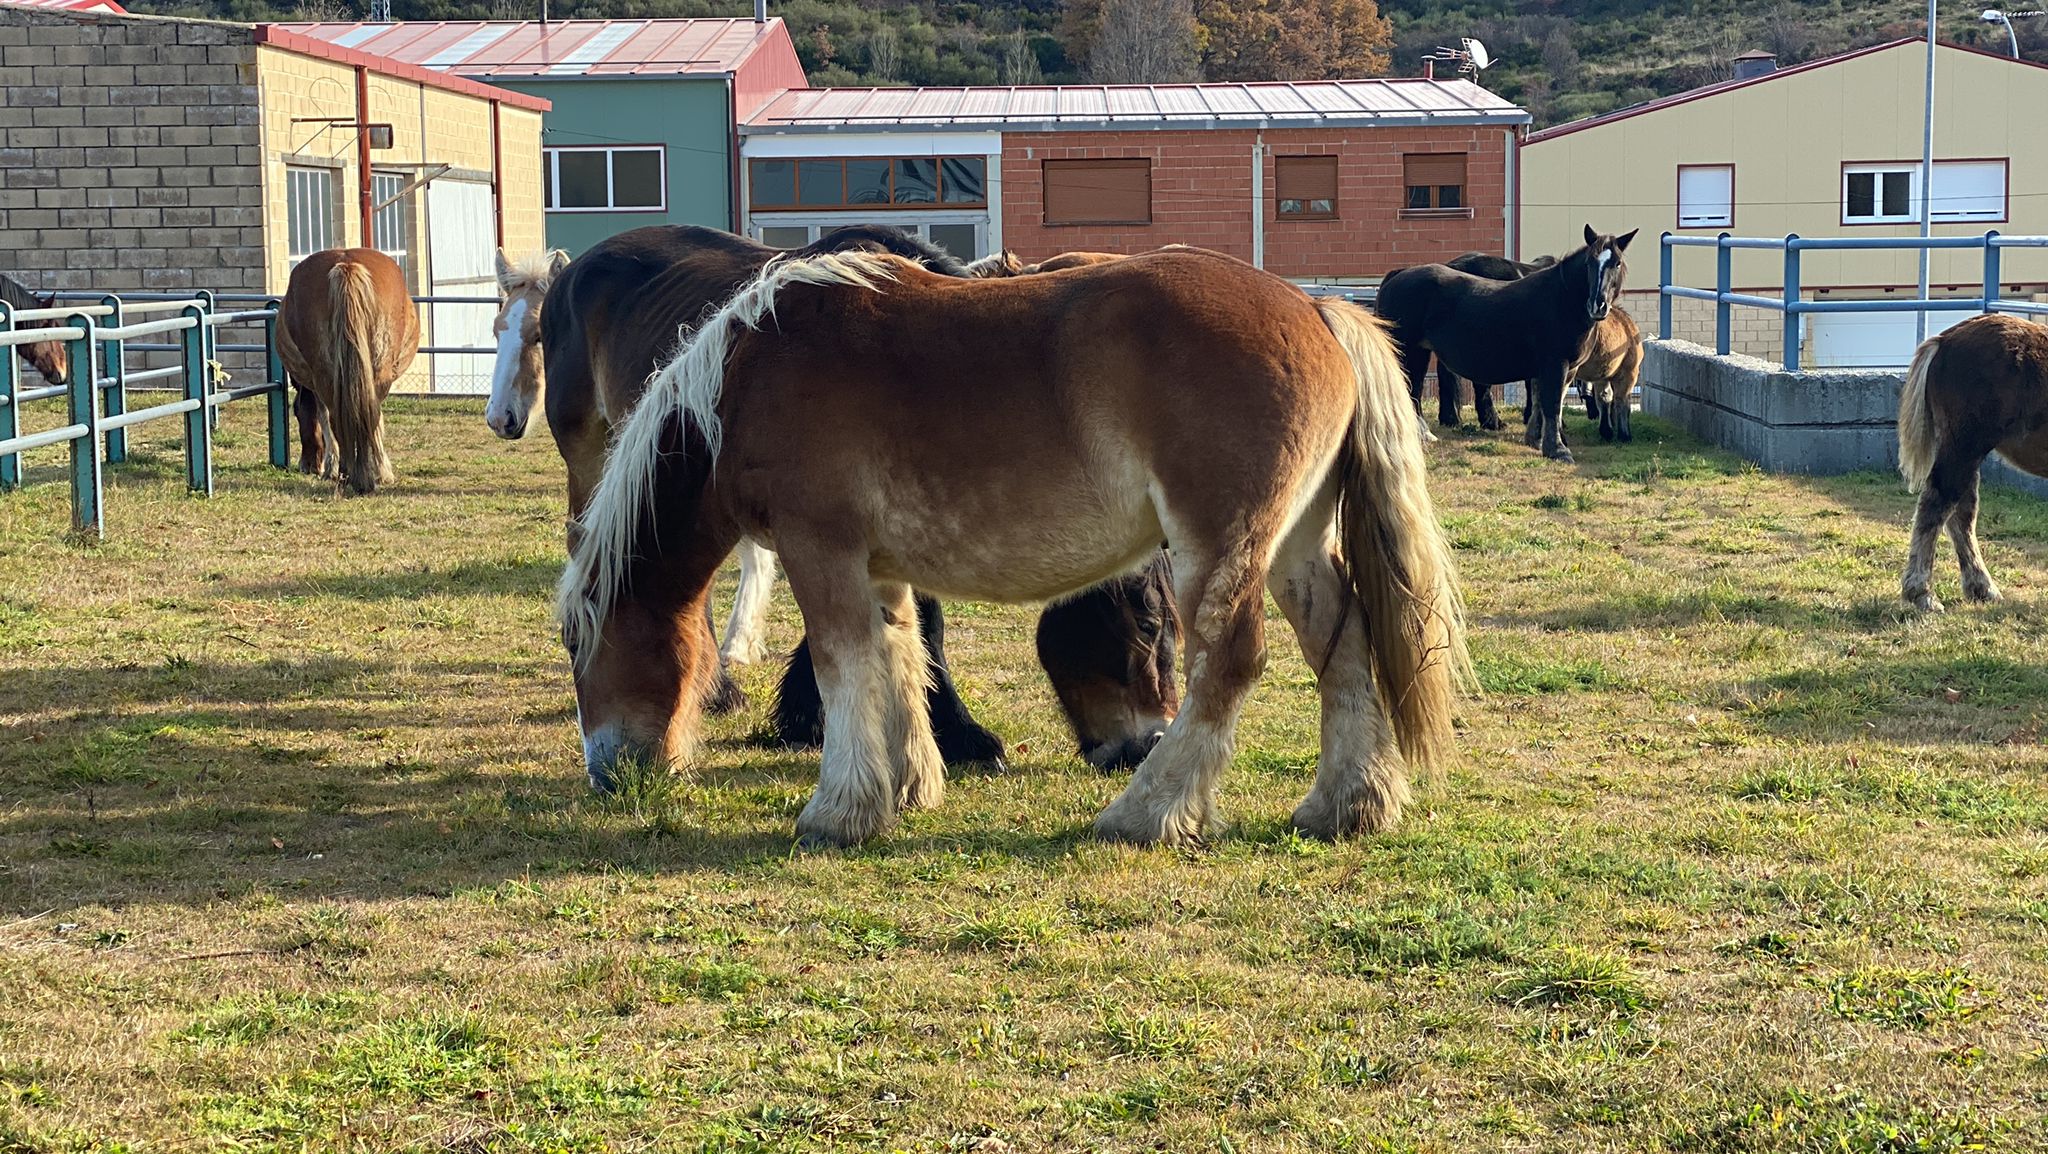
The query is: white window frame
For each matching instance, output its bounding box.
[1842,164,1920,225]
[371,170,410,268]
[743,214,989,261]
[1676,164,1733,229]
[1929,159,2007,224]
[285,164,338,263]
[543,145,667,214]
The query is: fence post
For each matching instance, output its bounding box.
[66,316,103,539]
[1782,236,1802,372]
[264,299,289,470]
[1715,232,1732,356]
[196,290,220,434]
[1982,230,2002,314]
[181,304,213,497]
[0,300,18,491]
[1658,232,1674,341]
[98,293,127,465]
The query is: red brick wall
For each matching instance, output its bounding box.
[998,126,1509,280]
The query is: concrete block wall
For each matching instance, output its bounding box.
[0,8,265,298]
[996,126,1509,279]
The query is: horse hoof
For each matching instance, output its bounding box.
[1290,794,1399,841]
[1547,447,1576,464]
[792,830,846,853]
[936,724,1006,768]
[1479,416,1504,431]
[1907,591,1945,613]
[1965,582,2003,604]
[1599,427,1616,443]
[706,673,749,716]
[1619,430,1633,443]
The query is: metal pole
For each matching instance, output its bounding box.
[181,305,213,497]
[98,293,126,465]
[1783,236,1802,371]
[1918,0,1936,344]
[1716,232,1732,356]
[1983,230,2002,313]
[66,316,102,540]
[1658,232,1674,340]
[265,299,289,470]
[0,301,18,491]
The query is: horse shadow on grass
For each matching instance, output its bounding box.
[228,555,564,602]
[0,655,1087,911]
[1725,644,2048,742]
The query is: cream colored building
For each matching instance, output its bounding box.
[1519,39,2048,366]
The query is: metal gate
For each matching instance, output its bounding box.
[424,179,497,395]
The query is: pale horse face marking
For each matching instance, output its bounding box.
[1589,247,1615,320]
[485,293,538,439]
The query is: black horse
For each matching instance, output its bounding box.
[1418,252,1558,429]
[1376,226,1636,463]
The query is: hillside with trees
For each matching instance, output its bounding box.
[129,0,2048,127]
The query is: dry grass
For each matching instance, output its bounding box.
[3,398,2047,1152]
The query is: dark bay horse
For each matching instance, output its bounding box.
[558,248,1468,848]
[493,224,1180,774]
[1416,252,1557,430]
[1897,313,2048,611]
[1378,226,1637,462]
[277,248,419,494]
[1,273,71,387]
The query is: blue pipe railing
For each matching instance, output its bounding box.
[1658,231,2048,371]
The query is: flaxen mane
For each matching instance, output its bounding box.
[557,250,903,660]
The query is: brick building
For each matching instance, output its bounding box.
[0,6,547,391]
[738,80,1529,283]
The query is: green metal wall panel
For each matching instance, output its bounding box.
[485,77,734,255]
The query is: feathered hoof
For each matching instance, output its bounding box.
[1291,792,1401,841]
[936,722,1006,768]
[794,800,892,850]
[1092,798,1206,848]
[1964,579,2004,604]
[1545,445,1576,464]
[720,637,771,666]
[1905,587,1945,613]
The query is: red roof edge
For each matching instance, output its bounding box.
[1522,37,2011,144]
[254,24,551,113]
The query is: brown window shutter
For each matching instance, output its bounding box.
[1403,153,1468,187]
[1044,158,1152,225]
[1275,156,1338,201]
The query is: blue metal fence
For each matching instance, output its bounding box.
[1657,231,2048,371]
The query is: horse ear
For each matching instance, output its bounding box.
[547,248,571,278]
[1614,229,1639,253]
[1583,223,1599,248]
[495,250,516,291]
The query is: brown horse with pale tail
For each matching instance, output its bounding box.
[277,248,419,494]
[1897,312,2048,611]
[1569,303,1643,443]
[557,247,1470,850]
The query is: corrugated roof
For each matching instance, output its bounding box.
[276,18,786,78]
[744,78,1529,134]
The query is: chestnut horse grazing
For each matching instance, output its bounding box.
[1897,313,2048,611]
[278,248,419,494]
[558,248,1468,849]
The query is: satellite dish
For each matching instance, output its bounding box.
[1463,37,1493,70]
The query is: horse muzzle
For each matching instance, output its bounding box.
[485,407,527,440]
[581,723,651,794]
[1082,726,1167,774]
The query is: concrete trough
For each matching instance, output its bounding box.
[1639,338,2048,498]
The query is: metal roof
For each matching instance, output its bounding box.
[275,18,787,79]
[744,78,1529,134]
[0,0,127,11]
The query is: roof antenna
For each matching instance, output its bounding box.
[368,0,390,21]
[1422,37,1492,79]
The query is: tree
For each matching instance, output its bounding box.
[1068,0,1199,83]
[868,24,900,83]
[1198,0,1391,83]
[999,28,1044,85]
[1540,26,1580,89]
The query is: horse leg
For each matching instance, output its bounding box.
[1435,360,1463,428]
[1902,457,1970,612]
[1095,545,1268,847]
[702,598,748,716]
[1533,369,1573,463]
[1266,504,1406,838]
[1946,466,2002,603]
[1613,378,1634,443]
[771,636,824,748]
[881,584,947,811]
[1597,377,1616,442]
[781,546,932,848]
[1474,380,1504,431]
[292,384,323,475]
[920,591,1006,767]
[719,539,779,664]
[369,407,395,488]
[1400,340,1432,421]
[1580,378,1600,422]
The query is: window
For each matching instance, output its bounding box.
[759,226,810,250]
[544,146,665,213]
[1276,156,1338,219]
[1676,164,1733,229]
[748,157,989,211]
[1842,161,2009,225]
[371,170,411,277]
[1402,153,1467,213]
[1843,165,1915,223]
[285,165,337,262]
[1930,160,2006,223]
[748,221,988,261]
[1043,158,1151,225]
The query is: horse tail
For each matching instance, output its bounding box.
[1898,332,1944,493]
[326,259,385,494]
[1314,297,1471,773]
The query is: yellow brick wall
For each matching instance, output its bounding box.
[498,107,546,260]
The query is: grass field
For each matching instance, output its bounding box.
[3,397,2047,1153]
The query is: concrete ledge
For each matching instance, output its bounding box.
[1641,338,2048,497]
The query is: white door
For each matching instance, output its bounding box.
[425,179,498,395]
[1809,309,1975,368]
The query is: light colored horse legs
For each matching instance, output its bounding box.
[371,411,395,488]
[1094,544,1272,847]
[785,549,944,848]
[1947,469,2000,603]
[719,539,779,664]
[1265,495,1407,837]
